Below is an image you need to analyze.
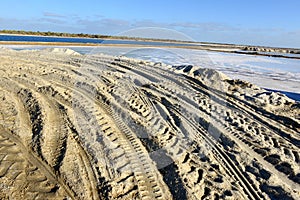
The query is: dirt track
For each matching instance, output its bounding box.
[0,48,299,199]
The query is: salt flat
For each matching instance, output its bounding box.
[3,45,298,93]
[0,48,299,199]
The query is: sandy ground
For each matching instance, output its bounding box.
[0,48,299,199]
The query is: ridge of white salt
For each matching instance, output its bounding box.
[42,48,81,56]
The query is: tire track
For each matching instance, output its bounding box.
[102,59,252,199]
[0,125,74,199]
[73,78,173,200]
[182,76,300,177]
[0,49,298,199]
[169,106,263,200]
[99,57,298,199]
[35,64,173,199]
[0,75,100,199]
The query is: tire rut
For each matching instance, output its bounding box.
[0,125,74,199]
[0,49,298,200]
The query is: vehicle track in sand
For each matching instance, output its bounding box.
[102,58,262,199]
[0,48,299,199]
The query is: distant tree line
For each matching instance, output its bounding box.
[0,29,112,39]
[0,29,192,43]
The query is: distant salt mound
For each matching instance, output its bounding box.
[171,64,298,119]
[42,48,81,56]
[172,65,229,81]
[226,79,299,119]
[192,68,229,81]
[250,91,299,117]
[226,79,294,104]
[171,65,230,90]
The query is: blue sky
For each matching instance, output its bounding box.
[0,0,299,47]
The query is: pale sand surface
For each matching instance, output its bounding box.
[2,45,299,94]
[1,40,300,59]
[0,48,299,199]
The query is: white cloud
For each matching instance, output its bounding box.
[43,12,66,18]
[39,17,66,24]
[0,15,299,48]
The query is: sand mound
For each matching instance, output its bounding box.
[0,49,299,200]
[226,79,300,122]
[41,47,81,55]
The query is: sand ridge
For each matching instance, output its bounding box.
[0,48,299,199]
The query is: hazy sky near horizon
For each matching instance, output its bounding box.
[0,0,299,47]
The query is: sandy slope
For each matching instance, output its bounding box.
[0,48,299,200]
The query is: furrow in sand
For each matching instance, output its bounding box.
[183,75,300,147]
[0,49,299,200]
[84,55,298,198]
[173,72,300,197]
[182,76,300,187]
[0,73,101,199]
[73,78,173,199]
[15,77,68,169]
[102,59,247,198]
[37,64,172,199]
[15,74,103,199]
[171,107,263,200]
[0,125,74,199]
[102,58,261,198]
[106,57,298,197]
[144,88,261,199]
